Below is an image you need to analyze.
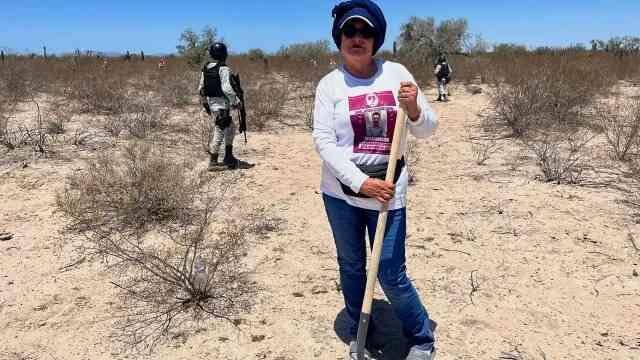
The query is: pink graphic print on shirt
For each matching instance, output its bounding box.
[349,90,397,155]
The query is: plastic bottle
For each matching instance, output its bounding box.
[193,256,208,293]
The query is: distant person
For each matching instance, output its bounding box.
[198,42,252,170]
[158,57,167,69]
[434,54,452,102]
[313,0,438,359]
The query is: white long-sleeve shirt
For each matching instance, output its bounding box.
[197,61,239,111]
[312,59,438,211]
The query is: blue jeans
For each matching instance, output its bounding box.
[322,194,435,350]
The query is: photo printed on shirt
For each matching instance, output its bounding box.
[348,90,398,155]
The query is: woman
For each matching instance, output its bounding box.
[312,1,438,359]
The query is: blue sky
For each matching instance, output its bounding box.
[1,0,638,55]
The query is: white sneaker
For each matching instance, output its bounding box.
[348,341,376,360]
[405,346,436,360]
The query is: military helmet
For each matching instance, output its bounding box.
[209,42,228,61]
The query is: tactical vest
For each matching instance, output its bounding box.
[437,62,450,79]
[202,62,226,98]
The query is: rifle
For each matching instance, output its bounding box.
[201,99,212,116]
[230,73,247,143]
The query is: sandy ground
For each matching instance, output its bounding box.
[1,83,640,360]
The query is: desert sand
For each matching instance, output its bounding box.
[1,83,639,360]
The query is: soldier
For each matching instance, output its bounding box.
[434,54,453,102]
[198,42,252,170]
[158,57,167,69]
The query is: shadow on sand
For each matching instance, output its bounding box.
[333,299,410,360]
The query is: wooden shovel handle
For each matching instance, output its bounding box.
[355,106,407,359]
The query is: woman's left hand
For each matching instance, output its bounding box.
[398,81,421,121]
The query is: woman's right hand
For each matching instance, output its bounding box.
[359,178,395,203]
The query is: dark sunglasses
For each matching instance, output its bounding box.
[342,23,376,39]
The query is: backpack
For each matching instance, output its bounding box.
[202,61,226,98]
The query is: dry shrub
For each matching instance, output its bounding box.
[299,95,314,130]
[0,99,18,149]
[406,139,422,184]
[489,60,607,137]
[109,212,253,350]
[123,99,169,139]
[405,52,637,91]
[1,126,29,151]
[627,161,640,207]
[246,80,288,130]
[525,128,594,184]
[56,142,262,350]
[1,101,64,155]
[25,100,50,155]
[70,68,129,114]
[101,96,168,139]
[153,62,198,108]
[467,135,501,166]
[270,55,333,86]
[45,103,72,135]
[57,142,198,231]
[490,75,550,137]
[229,54,270,80]
[0,60,33,102]
[102,112,125,138]
[593,97,640,161]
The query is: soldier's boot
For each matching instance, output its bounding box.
[223,145,254,170]
[208,153,225,171]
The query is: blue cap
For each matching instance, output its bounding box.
[332,0,387,55]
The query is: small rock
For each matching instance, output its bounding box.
[0,232,14,241]
[311,285,328,295]
[633,269,638,277]
[218,337,229,342]
[292,292,305,298]
[251,334,266,342]
[466,85,483,95]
